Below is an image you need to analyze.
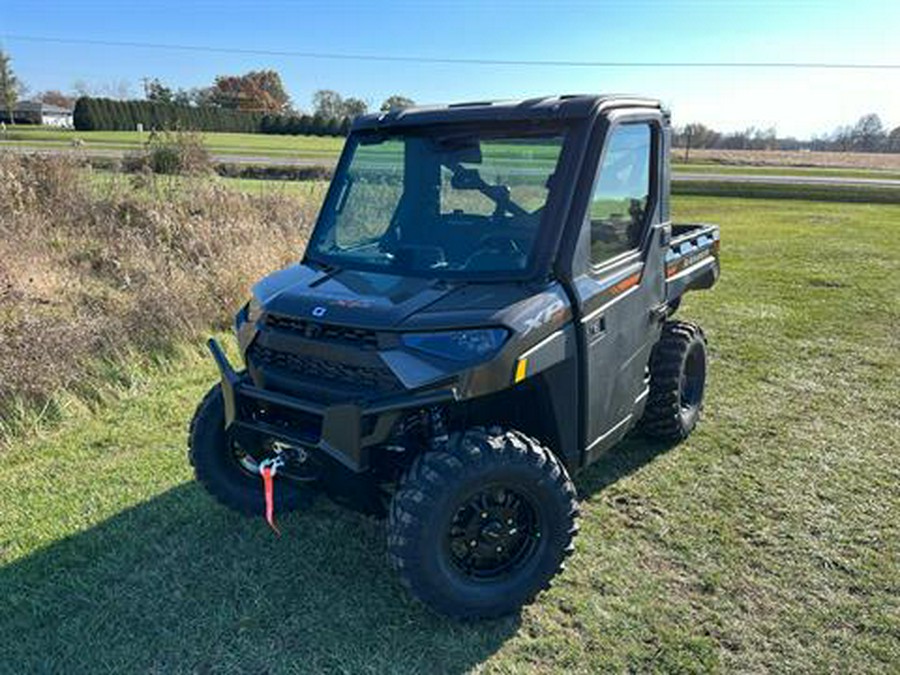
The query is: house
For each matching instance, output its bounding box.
[0,101,75,128]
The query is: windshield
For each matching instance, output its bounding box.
[307,126,567,278]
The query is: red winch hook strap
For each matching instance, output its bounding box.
[259,458,282,536]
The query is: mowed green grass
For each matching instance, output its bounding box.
[6,126,900,180]
[1,196,899,672]
[671,163,900,181]
[1,127,344,158]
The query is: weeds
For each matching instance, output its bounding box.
[0,153,317,443]
[123,130,212,176]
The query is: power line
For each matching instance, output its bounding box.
[4,34,900,70]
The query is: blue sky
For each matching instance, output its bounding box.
[3,0,899,138]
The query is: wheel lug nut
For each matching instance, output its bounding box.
[506,519,513,525]
[470,540,477,547]
[496,546,503,552]
[481,512,487,519]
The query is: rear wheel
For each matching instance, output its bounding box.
[387,427,579,619]
[188,383,313,515]
[640,321,708,440]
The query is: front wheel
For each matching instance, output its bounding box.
[387,427,579,619]
[188,383,313,515]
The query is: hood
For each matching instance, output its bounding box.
[252,264,458,330]
[252,263,562,332]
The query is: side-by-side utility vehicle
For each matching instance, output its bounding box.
[189,94,720,619]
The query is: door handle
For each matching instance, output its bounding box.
[587,316,606,340]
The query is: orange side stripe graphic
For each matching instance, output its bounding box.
[610,272,641,295]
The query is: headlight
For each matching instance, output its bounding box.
[401,328,508,362]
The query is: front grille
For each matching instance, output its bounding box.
[249,343,401,395]
[264,314,379,350]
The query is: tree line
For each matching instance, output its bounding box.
[15,42,896,152]
[73,97,264,133]
[71,90,416,136]
[674,114,900,154]
[2,47,415,134]
[72,97,361,136]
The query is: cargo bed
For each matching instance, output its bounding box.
[665,222,720,299]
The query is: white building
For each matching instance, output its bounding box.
[0,101,75,128]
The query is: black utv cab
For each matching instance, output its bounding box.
[190,94,720,619]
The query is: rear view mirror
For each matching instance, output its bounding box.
[436,137,482,165]
[450,166,482,190]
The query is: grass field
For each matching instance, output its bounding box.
[84,168,900,207]
[672,163,900,180]
[1,195,898,673]
[673,179,900,204]
[0,127,344,159]
[6,127,900,177]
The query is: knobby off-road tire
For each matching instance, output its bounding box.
[387,427,579,620]
[188,383,312,515]
[641,320,708,440]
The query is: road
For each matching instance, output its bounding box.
[4,143,900,188]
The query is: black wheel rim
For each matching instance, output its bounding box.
[680,342,706,413]
[446,485,541,580]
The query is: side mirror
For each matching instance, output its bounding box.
[659,225,672,246]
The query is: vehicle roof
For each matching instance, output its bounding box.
[352,94,662,132]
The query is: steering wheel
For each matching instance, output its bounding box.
[475,234,523,257]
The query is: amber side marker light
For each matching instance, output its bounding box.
[514,358,528,384]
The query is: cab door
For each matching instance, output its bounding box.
[573,112,669,464]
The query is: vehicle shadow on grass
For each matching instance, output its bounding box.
[0,483,519,674]
[574,433,680,498]
[0,434,675,674]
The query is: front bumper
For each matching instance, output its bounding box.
[208,339,456,472]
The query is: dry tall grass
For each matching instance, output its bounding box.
[0,153,321,436]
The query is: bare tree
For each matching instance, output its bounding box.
[71,79,134,100]
[831,125,854,152]
[312,90,345,118]
[72,79,92,98]
[106,80,134,100]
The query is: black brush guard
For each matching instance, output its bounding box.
[208,339,456,472]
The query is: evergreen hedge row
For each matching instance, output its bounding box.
[73,97,351,136]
